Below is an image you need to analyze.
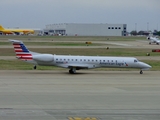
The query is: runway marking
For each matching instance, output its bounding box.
[68,117,98,120]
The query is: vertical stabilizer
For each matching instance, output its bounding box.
[0,25,4,30]
[9,39,32,60]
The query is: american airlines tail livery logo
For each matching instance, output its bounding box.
[13,43,32,60]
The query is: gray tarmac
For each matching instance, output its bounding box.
[0,70,160,120]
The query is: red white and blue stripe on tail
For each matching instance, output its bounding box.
[9,39,32,60]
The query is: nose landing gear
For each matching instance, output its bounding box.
[140,70,143,74]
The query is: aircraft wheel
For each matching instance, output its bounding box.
[34,65,37,70]
[140,70,143,74]
[69,69,73,74]
[69,69,76,74]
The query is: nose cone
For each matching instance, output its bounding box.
[139,62,152,70]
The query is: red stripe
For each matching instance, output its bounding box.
[13,45,21,47]
[17,56,32,58]
[18,56,33,60]
[20,56,32,58]
[16,54,32,56]
[15,50,23,52]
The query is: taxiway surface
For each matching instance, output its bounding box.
[0,70,160,120]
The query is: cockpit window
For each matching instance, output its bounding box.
[134,59,138,62]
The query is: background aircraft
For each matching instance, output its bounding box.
[9,39,151,74]
[0,25,34,35]
[147,36,160,45]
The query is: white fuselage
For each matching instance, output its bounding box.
[27,54,151,70]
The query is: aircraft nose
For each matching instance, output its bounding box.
[139,62,152,70]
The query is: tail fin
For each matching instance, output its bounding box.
[0,25,4,30]
[9,39,32,60]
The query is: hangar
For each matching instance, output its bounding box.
[45,23,127,36]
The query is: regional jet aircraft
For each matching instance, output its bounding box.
[147,36,160,45]
[9,39,151,74]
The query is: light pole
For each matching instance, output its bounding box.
[135,23,137,31]
[147,22,149,31]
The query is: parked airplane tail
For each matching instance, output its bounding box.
[0,25,4,30]
[9,39,33,60]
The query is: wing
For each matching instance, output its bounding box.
[67,64,89,70]
[11,31,22,35]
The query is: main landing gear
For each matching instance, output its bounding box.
[69,68,76,74]
[140,70,143,74]
[33,65,37,70]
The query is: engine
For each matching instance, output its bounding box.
[32,54,54,62]
[147,36,150,40]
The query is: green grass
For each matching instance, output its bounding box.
[0,48,157,56]
[0,60,61,70]
[0,41,103,46]
[0,35,146,41]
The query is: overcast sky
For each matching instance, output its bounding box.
[0,0,159,32]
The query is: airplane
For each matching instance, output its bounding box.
[147,36,160,45]
[9,39,151,74]
[0,25,34,35]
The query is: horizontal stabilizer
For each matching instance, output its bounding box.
[9,39,23,44]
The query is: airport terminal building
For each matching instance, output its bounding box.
[44,23,127,36]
